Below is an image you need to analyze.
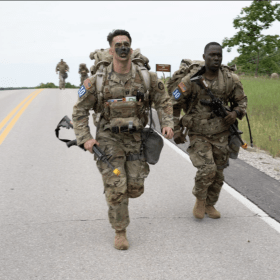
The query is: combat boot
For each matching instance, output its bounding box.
[193,198,205,219]
[114,230,129,250]
[205,205,221,219]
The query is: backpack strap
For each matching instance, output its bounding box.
[136,64,151,92]
[221,65,235,94]
[96,62,109,92]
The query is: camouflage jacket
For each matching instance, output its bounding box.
[56,62,69,74]
[172,66,247,135]
[72,62,173,146]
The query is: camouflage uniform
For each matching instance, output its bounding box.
[72,62,173,231]
[56,61,69,89]
[172,66,247,205]
[78,64,89,86]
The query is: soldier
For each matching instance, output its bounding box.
[72,30,174,250]
[56,59,69,90]
[78,63,89,86]
[172,42,247,220]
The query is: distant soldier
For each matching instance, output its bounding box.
[78,63,89,86]
[172,42,247,220]
[56,59,69,90]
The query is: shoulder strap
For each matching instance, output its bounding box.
[221,65,235,93]
[96,63,107,92]
[136,64,151,92]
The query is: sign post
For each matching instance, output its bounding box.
[156,64,171,84]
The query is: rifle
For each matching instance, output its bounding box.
[190,67,247,149]
[55,116,120,176]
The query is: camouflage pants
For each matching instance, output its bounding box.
[187,133,230,205]
[59,73,65,89]
[80,75,89,86]
[96,130,150,231]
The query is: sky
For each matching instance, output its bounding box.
[1,1,280,88]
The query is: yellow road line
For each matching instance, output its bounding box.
[0,89,44,145]
[0,89,40,132]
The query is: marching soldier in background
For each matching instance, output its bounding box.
[172,42,247,220]
[78,63,89,86]
[72,30,174,250]
[56,59,69,90]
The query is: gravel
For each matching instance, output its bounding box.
[238,147,280,182]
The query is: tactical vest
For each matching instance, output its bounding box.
[181,65,236,135]
[94,63,151,132]
[58,63,67,73]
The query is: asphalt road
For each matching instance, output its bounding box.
[1,89,280,280]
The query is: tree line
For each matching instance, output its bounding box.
[36,82,79,89]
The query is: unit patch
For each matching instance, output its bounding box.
[78,85,86,98]
[172,88,181,100]
[178,82,187,93]
[83,78,92,90]
[158,81,164,90]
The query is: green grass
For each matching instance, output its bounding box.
[239,77,280,157]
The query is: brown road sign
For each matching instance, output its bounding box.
[156,64,171,72]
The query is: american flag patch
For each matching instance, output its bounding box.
[84,78,92,90]
[178,82,187,93]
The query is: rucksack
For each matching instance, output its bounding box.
[89,48,151,75]
[166,59,204,96]
[166,59,237,97]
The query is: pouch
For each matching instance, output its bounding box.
[141,128,164,165]
[228,134,242,159]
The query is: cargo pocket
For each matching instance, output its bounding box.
[187,139,214,167]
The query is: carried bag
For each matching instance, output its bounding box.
[228,133,242,159]
[62,72,68,79]
[141,102,164,165]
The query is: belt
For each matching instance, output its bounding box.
[111,125,139,134]
[126,153,146,161]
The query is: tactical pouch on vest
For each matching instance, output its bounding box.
[108,101,144,131]
[191,116,231,135]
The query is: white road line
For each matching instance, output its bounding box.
[162,135,280,234]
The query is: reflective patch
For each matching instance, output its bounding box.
[83,78,92,90]
[172,88,181,100]
[178,82,187,93]
[78,85,86,98]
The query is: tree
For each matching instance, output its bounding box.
[65,82,79,88]
[36,82,57,88]
[222,0,280,76]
